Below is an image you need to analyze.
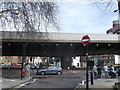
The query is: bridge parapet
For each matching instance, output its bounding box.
[1,31,119,43]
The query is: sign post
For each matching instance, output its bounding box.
[81,35,90,89]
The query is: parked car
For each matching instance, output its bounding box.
[37,66,63,75]
[116,67,120,76]
[15,64,22,68]
[0,63,5,68]
[11,63,16,67]
[15,64,22,67]
[0,63,6,67]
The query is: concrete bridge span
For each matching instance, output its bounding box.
[1,31,120,56]
[1,31,120,69]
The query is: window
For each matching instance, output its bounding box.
[48,66,53,70]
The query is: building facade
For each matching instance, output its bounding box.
[107,20,120,34]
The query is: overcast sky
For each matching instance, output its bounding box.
[58,1,118,34]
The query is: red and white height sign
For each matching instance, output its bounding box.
[81,35,90,45]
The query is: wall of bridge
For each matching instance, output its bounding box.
[1,31,119,43]
[1,31,120,69]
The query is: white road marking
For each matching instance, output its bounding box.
[14,79,36,89]
[74,80,85,90]
[82,80,86,85]
[6,79,15,81]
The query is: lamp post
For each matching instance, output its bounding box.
[118,0,120,13]
[118,0,120,33]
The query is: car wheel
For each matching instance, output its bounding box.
[57,71,62,75]
[41,71,45,75]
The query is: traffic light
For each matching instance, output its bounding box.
[43,51,47,56]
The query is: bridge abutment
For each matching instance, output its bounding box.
[61,56,72,70]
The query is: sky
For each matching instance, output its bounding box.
[58,1,118,34]
[1,0,118,34]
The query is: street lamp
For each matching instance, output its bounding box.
[114,0,120,34]
[118,0,120,34]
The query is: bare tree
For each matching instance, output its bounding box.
[94,0,120,34]
[93,0,116,15]
[0,1,59,39]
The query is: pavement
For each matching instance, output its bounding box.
[0,77,32,90]
[0,68,37,90]
[74,72,120,90]
[0,69,120,90]
[89,78,119,89]
[75,77,120,90]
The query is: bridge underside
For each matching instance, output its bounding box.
[2,41,120,69]
[2,42,120,56]
[1,31,120,69]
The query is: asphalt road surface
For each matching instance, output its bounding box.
[18,70,86,89]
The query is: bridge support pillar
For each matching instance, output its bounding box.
[61,57,72,70]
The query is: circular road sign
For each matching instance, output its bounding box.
[81,35,90,45]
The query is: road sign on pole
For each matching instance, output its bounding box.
[81,35,90,46]
[81,35,90,89]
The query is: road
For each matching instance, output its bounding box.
[2,68,21,78]
[18,70,86,89]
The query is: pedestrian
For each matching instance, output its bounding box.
[22,68,25,77]
[110,65,116,78]
[25,63,31,78]
[104,64,109,78]
[34,62,37,69]
[93,65,98,79]
[109,65,112,77]
[97,64,102,79]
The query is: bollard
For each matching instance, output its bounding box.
[90,72,94,85]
